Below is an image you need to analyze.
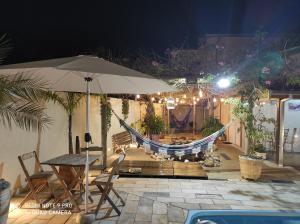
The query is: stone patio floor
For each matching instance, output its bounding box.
[7,177,300,224]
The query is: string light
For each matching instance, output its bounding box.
[151,97,155,102]
[183,94,187,99]
[213,97,217,103]
[175,98,179,103]
[136,94,140,99]
[193,101,196,105]
[193,96,196,100]
[199,90,203,98]
[158,99,162,103]
[157,92,161,95]
[196,98,200,101]
[220,98,225,102]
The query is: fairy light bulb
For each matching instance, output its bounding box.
[220,98,224,102]
[157,92,161,95]
[193,101,196,105]
[136,94,140,99]
[193,96,196,100]
[183,94,186,99]
[176,98,179,102]
[196,98,200,101]
[199,90,203,98]
[213,97,217,103]
[151,97,155,102]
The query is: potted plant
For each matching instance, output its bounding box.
[145,114,164,141]
[254,144,267,160]
[0,179,10,224]
[225,88,264,180]
[201,117,224,137]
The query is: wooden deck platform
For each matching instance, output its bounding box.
[119,160,208,179]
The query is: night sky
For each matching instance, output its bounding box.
[1,0,300,64]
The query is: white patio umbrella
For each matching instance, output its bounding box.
[0,55,175,213]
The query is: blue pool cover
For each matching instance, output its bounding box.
[185,210,300,224]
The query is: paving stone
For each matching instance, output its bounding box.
[30,219,49,224]
[118,212,135,224]
[153,202,168,215]
[167,206,185,223]
[157,197,184,203]
[212,199,242,205]
[123,200,139,213]
[143,192,170,197]
[152,214,168,224]
[138,197,154,207]
[170,202,201,210]
[135,206,153,222]
[195,193,223,199]
[48,215,72,224]
[127,194,140,201]
[170,192,196,198]
[184,198,214,204]
[200,203,232,210]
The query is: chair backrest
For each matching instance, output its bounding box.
[18,151,42,181]
[112,131,132,152]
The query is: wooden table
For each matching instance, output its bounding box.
[41,154,99,211]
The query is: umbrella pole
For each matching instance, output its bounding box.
[84,77,92,213]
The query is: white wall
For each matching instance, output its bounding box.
[0,96,146,194]
[0,101,69,194]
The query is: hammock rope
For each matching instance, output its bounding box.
[111,109,232,156]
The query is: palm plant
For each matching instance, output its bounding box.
[0,75,51,130]
[53,92,83,154]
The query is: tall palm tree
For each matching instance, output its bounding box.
[54,92,83,154]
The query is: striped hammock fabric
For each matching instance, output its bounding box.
[113,110,232,156]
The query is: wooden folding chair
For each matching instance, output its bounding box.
[18,151,54,208]
[91,153,126,217]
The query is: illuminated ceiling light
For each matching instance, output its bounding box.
[196,98,200,101]
[199,90,203,98]
[151,97,155,102]
[193,96,196,100]
[136,94,140,99]
[157,92,161,95]
[183,94,187,99]
[217,78,230,88]
[213,97,217,103]
[175,98,179,102]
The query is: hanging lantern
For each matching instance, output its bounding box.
[166,97,175,109]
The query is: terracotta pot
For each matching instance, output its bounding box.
[0,179,11,224]
[239,156,263,180]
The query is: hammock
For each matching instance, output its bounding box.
[112,110,232,156]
